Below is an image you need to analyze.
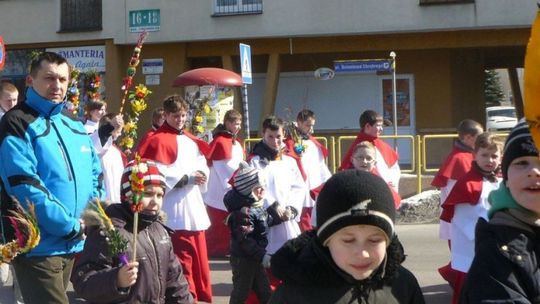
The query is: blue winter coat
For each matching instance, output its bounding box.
[0,87,104,256]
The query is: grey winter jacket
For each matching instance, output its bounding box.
[72,204,193,304]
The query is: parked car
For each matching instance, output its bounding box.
[486,106,517,131]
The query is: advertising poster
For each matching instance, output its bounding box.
[382,78,411,127]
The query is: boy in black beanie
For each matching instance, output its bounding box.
[269,170,425,304]
[460,119,540,302]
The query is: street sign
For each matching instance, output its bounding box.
[142,58,163,74]
[129,9,160,33]
[334,59,393,73]
[239,43,252,84]
[0,36,5,72]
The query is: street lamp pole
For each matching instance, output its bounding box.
[390,51,398,151]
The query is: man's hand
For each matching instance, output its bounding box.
[111,115,124,139]
[117,261,138,288]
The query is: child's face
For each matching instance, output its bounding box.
[463,133,480,149]
[0,91,18,111]
[90,105,106,123]
[252,185,265,200]
[262,127,283,151]
[506,156,540,216]
[474,146,501,172]
[165,110,187,131]
[140,185,164,216]
[352,147,376,172]
[297,117,315,135]
[326,225,387,280]
[363,121,383,138]
[225,118,242,135]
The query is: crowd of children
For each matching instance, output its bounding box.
[3,77,539,303]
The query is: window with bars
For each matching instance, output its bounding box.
[213,0,263,16]
[419,0,474,5]
[60,0,102,32]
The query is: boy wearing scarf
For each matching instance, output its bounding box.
[440,132,503,303]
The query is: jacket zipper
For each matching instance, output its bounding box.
[145,229,162,298]
[57,141,73,182]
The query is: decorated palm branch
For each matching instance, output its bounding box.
[284,121,307,156]
[118,84,152,150]
[524,5,540,151]
[116,31,151,152]
[81,199,129,265]
[0,199,40,264]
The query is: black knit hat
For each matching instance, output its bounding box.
[233,161,262,196]
[316,170,396,245]
[501,119,539,181]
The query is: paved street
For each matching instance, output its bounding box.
[0,223,451,303]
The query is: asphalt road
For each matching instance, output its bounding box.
[0,223,451,303]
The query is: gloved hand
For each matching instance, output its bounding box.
[262,254,271,268]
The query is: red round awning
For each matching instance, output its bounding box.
[172,67,243,87]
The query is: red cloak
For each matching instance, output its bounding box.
[432,146,474,188]
[137,122,210,165]
[339,132,398,171]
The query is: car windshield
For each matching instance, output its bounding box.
[488,108,516,118]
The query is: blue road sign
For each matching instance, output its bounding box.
[334,59,393,73]
[239,43,252,84]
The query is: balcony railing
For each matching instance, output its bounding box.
[213,0,263,16]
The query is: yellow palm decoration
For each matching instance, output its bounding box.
[524,7,540,151]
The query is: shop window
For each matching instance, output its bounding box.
[213,0,263,16]
[59,0,102,32]
[419,0,474,4]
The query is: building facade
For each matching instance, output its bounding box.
[0,0,535,164]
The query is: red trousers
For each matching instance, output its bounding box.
[171,230,213,303]
[205,206,231,257]
[299,207,313,232]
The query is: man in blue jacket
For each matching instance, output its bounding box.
[0,52,104,304]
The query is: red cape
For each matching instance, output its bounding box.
[439,168,483,222]
[431,146,474,188]
[207,133,244,164]
[339,132,399,171]
[137,122,210,165]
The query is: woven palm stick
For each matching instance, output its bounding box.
[131,212,139,262]
[119,31,148,114]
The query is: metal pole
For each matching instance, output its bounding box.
[241,84,250,139]
[390,51,398,151]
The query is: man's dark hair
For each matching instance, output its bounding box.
[457,119,483,139]
[29,52,69,77]
[262,116,285,133]
[162,95,188,113]
[296,109,315,122]
[359,110,383,129]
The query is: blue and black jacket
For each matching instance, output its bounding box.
[0,87,104,257]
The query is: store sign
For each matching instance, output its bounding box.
[129,9,160,33]
[47,45,106,72]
